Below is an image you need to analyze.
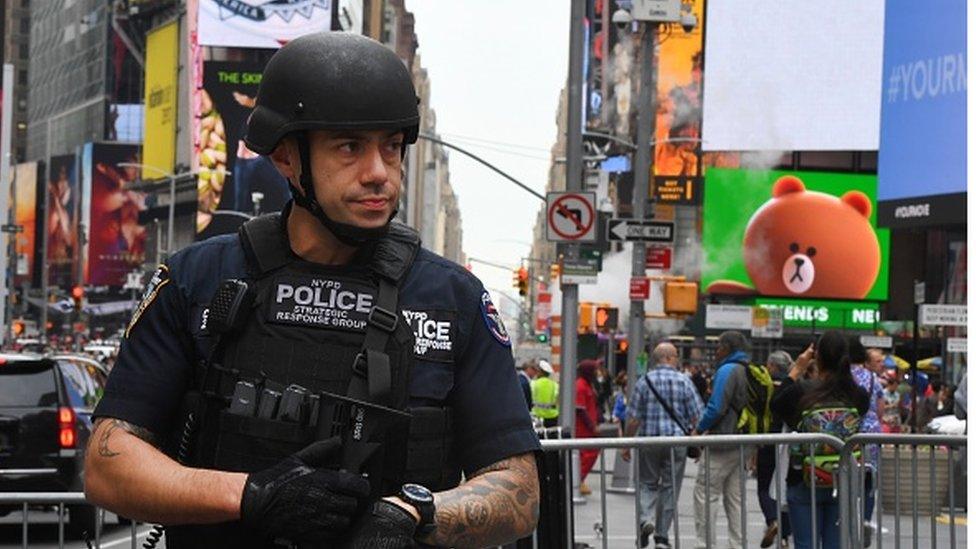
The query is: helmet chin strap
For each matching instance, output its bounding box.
[291,132,395,247]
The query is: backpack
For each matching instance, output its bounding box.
[735,362,774,434]
[790,405,863,488]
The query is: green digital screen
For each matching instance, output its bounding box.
[752,298,882,330]
[702,168,890,301]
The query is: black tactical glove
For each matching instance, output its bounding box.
[339,499,419,549]
[240,437,371,543]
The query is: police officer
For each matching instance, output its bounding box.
[85,32,540,549]
[531,360,559,427]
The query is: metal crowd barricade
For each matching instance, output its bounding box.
[839,433,967,549]
[0,492,149,549]
[537,432,847,549]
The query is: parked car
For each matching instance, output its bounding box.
[0,352,108,538]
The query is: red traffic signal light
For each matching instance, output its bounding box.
[71,286,84,311]
[517,267,529,297]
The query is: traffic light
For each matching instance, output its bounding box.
[71,285,84,312]
[550,263,560,281]
[595,306,619,330]
[536,333,549,344]
[11,320,24,337]
[664,281,698,315]
[517,267,529,297]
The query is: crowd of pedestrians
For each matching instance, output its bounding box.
[519,329,962,549]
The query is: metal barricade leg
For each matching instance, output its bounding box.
[671,447,681,549]
[131,518,138,549]
[599,449,608,549]
[809,443,817,549]
[929,446,936,549]
[895,444,901,549]
[775,443,784,549]
[58,502,65,549]
[635,446,642,548]
[911,445,918,549]
[877,445,884,549]
[704,446,712,549]
[948,446,956,549]
[21,501,28,549]
[739,445,747,549]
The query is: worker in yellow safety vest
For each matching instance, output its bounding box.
[531,360,559,427]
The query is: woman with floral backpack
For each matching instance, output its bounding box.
[771,331,870,549]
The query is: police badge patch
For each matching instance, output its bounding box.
[402,309,455,363]
[125,265,170,338]
[480,291,511,347]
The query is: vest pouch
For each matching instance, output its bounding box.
[404,406,461,491]
[213,410,316,473]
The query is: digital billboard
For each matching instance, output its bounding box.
[198,0,333,49]
[701,0,884,151]
[12,162,38,285]
[142,20,179,178]
[702,168,890,301]
[196,60,291,238]
[876,0,966,227]
[46,154,79,288]
[81,143,147,286]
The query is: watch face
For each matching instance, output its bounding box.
[402,483,434,503]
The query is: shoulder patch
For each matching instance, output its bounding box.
[480,291,511,347]
[125,265,170,338]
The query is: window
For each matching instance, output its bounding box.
[0,362,57,407]
[19,18,29,34]
[17,70,26,86]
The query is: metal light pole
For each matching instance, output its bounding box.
[0,65,13,346]
[559,0,587,437]
[626,23,659,401]
[117,162,175,258]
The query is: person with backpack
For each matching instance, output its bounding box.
[771,331,869,549]
[692,331,753,549]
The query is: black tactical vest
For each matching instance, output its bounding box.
[165,215,461,549]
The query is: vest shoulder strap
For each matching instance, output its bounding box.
[369,221,421,284]
[239,213,293,277]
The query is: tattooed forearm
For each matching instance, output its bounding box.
[421,452,539,548]
[92,418,158,458]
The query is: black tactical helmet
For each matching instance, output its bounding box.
[244,32,420,154]
[243,32,419,247]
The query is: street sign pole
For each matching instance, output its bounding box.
[0,65,13,346]
[559,0,586,443]
[627,23,658,401]
[911,280,924,433]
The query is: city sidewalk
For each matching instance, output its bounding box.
[569,450,967,549]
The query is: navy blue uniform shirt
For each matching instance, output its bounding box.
[95,225,540,475]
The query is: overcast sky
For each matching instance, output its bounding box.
[406,1,570,320]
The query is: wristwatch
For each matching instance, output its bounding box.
[398,483,436,537]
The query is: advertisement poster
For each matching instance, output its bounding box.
[82,143,147,286]
[196,60,290,238]
[46,154,79,288]
[12,162,38,285]
[876,0,966,227]
[142,20,179,177]
[652,0,737,180]
[702,168,890,301]
[198,0,333,49]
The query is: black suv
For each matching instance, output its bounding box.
[0,353,108,537]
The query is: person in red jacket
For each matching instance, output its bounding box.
[576,359,601,495]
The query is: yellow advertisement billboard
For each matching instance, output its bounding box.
[142,20,179,178]
[653,0,738,177]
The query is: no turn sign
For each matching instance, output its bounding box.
[547,192,597,242]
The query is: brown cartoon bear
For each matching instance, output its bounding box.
[706,175,881,299]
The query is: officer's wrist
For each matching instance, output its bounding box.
[382,496,421,524]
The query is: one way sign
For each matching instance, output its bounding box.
[606,219,675,242]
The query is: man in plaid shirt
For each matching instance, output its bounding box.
[623,342,704,549]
